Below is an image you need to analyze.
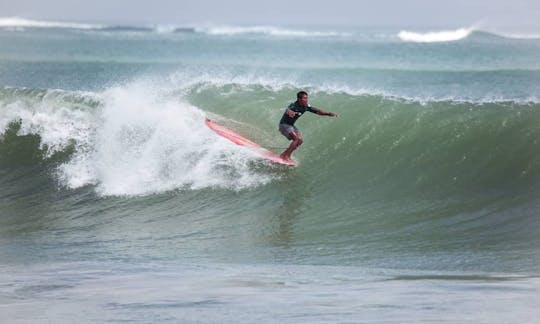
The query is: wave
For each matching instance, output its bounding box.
[0,17,104,30]
[2,82,540,199]
[194,25,349,37]
[100,25,154,33]
[164,68,540,105]
[182,83,540,217]
[398,26,540,43]
[3,17,539,43]
[463,30,540,41]
[491,32,540,40]
[4,17,537,43]
[0,17,348,38]
[0,17,170,33]
[0,85,275,196]
[398,27,474,42]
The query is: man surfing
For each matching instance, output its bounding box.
[279,91,337,161]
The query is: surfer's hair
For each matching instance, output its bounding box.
[297,91,308,99]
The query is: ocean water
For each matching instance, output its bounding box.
[1,19,540,323]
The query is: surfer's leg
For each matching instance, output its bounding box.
[280,130,303,160]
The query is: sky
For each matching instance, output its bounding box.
[1,0,539,30]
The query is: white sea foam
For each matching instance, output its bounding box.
[197,25,348,37]
[0,17,103,30]
[0,17,348,38]
[55,82,272,196]
[398,27,473,43]
[0,83,274,196]
[154,24,178,34]
[0,89,98,157]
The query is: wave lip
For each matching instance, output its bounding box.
[398,27,473,43]
[0,17,104,30]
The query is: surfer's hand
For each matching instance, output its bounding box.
[287,109,297,118]
[328,112,338,117]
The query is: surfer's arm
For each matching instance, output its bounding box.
[311,107,337,117]
[286,109,297,118]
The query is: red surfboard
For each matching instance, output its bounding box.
[204,118,296,167]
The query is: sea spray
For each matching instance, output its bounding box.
[0,84,275,196]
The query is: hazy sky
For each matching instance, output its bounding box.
[1,0,539,29]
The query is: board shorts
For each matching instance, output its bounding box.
[279,123,298,140]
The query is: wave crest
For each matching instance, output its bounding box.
[0,85,274,196]
[0,17,103,30]
[197,25,348,37]
[0,17,348,38]
[398,27,473,43]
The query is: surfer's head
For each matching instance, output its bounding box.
[297,91,308,106]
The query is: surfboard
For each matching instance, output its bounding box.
[204,118,296,166]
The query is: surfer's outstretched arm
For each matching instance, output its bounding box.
[314,108,338,117]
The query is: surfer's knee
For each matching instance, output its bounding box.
[291,137,303,148]
[292,131,302,142]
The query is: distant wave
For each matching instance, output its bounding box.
[0,17,193,34]
[0,17,104,30]
[399,27,540,42]
[3,17,538,41]
[100,26,154,32]
[195,25,349,37]
[0,17,346,37]
[496,32,540,40]
[398,27,473,43]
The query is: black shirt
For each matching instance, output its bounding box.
[279,101,320,126]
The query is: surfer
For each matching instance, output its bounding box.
[279,91,337,161]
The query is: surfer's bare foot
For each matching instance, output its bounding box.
[280,153,291,161]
